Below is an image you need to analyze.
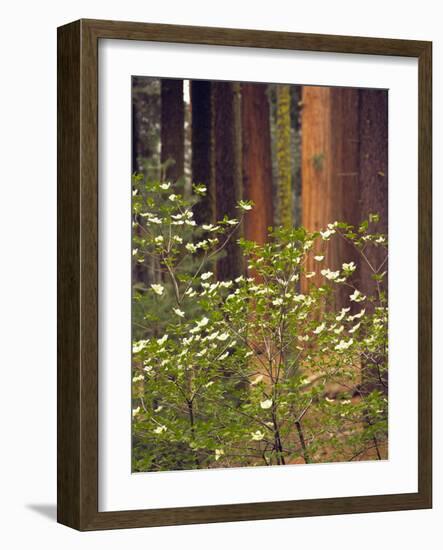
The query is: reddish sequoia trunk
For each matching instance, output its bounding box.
[241,83,274,245]
[301,86,360,306]
[301,85,388,394]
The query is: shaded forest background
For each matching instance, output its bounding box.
[132,77,388,296]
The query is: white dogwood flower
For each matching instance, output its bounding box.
[215,449,224,461]
[150,283,164,296]
[320,229,335,240]
[157,334,168,345]
[238,201,252,211]
[321,268,340,280]
[153,425,167,434]
[335,338,354,351]
[349,308,366,321]
[313,323,326,334]
[349,322,361,334]
[251,430,265,441]
[350,289,366,302]
[336,307,351,321]
[196,317,209,329]
[342,261,356,272]
[133,340,148,353]
[220,281,233,288]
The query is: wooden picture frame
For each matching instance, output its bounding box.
[57,18,432,530]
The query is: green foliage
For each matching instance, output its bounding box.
[276,85,293,229]
[312,151,325,171]
[132,175,388,471]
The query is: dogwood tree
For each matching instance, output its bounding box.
[132,177,388,471]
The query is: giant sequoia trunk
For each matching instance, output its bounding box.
[301,86,361,307]
[161,79,184,182]
[213,81,243,280]
[301,85,388,395]
[358,89,389,395]
[241,83,274,245]
[358,89,389,286]
[191,80,214,225]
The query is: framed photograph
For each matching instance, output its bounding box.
[57,19,432,530]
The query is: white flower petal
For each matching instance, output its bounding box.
[150,283,165,296]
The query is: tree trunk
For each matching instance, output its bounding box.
[132,78,150,286]
[276,85,293,229]
[358,89,388,280]
[358,89,389,395]
[241,83,274,245]
[301,85,360,306]
[132,76,151,174]
[161,79,184,182]
[329,87,361,307]
[213,81,243,280]
[301,85,388,394]
[132,99,140,174]
[191,80,214,225]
